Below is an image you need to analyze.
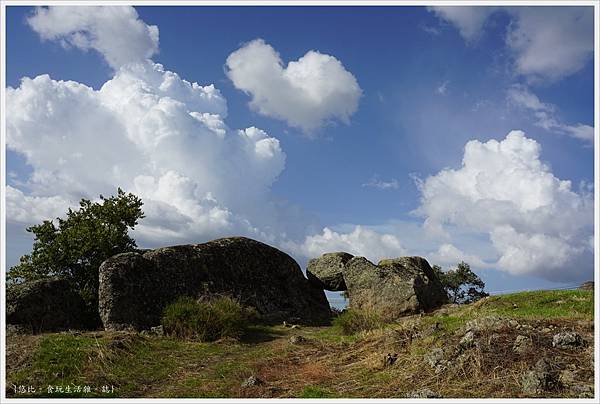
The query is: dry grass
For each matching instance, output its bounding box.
[6,290,595,398]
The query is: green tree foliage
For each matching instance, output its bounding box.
[8,189,144,320]
[433,261,488,304]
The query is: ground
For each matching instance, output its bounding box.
[5,289,595,398]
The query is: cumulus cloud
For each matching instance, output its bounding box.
[7,60,290,247]
[414,131,593,281]
[226,39,361,132]
[286,226,406,263]
[430,243,487,268]
[506,7,594,82]
[27,6,159,69]
[428,6,496,42]
[429,6,593,81]
[507,85,594,143]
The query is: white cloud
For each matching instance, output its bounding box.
[428,6,496,42]
[226,39,361,132]
[6,186,71,224]
[429,6,594,81]
[362,176,399,190]
[415,131,593,281]
[507,85,594,143]
[430,243,487,268]
[436,80,450,95]
[286,226,406,263]
[27,6,159,69]
[7,60,291,248]
[507,7,594,82]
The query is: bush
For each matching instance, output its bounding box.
[332,309,384,335]
[161,296,257,341]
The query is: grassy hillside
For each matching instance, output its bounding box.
[6,289,594,398]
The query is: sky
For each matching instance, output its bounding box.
[4,4,596,305]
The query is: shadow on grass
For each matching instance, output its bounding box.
[241,325,288,344]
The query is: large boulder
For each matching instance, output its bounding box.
[99,237,331,330]
[307,253,447,319]
[306,252,352,291]
[7,278,88,333]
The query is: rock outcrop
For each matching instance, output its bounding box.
[306,252,351,291]
[7,278,89,333]
[99,237,331,330]
[307,252,447,319]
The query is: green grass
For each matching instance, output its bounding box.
[9,334,113,397]
[332,309,385,335]
[458,289,593,320]
[6,289,594,398]
[300,385,339,398]
[162,296,258,341]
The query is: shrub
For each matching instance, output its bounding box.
[332,309,384,335]
[433,261,488,304]
[161,296,257,341]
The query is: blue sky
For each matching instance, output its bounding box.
[4,5,596,302]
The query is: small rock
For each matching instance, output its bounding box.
[509,319,519,328]
[150,325,164,336]
[521,358,560,395]
[289,335,306,344]
[241,375,264,388]
[424,347,444,368]
[466,316,506,332]
[552,331,583,349]
[460,330,476,349]
[559,369,576,385]
[541,327,551,333]
[406,388,442,398]
[513,335,532,354]
[569,384,594,398]
[383,353,398,367]
[290,324,301,329]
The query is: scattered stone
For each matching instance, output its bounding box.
[465,316,506,333]
[541,327,552,333]
[424,347,447,373]
[521,358,560,396]
[383,353,398,367]
[241,375,264,388]
[513,335,532,354]
[569,384,594,398]
[99,237,331,330]
[7,278,90,333]
[424,348,444,368]
[487,333,501,347]
[289,335,306,345]
[508,319,519,328]
[406,388,442,398]
[552,331,583,349]
[290,324,301,329]
[150,325,164,336]
[460,330,476,349]
[559,370,577,385]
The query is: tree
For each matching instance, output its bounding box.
[433,261,488,304]
[8,189,144,322]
